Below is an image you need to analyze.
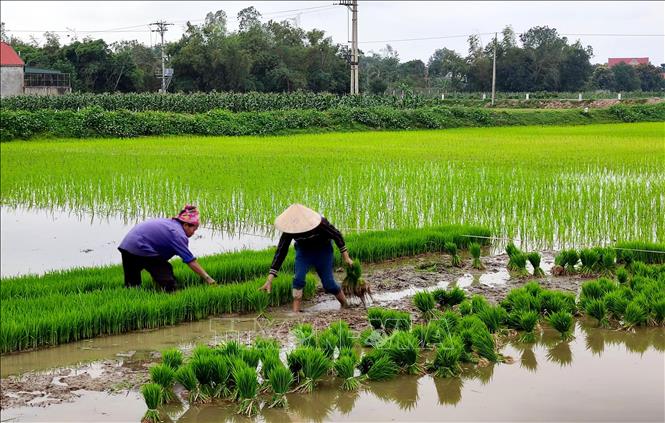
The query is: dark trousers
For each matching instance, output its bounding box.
[293,241,341,295]
[119,249,176,292]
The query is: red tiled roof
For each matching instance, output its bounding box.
[607,57,649,67]
[1,42,25,66]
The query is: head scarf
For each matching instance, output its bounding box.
[174,204,200,226]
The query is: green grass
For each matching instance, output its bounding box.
[1,123,663,248]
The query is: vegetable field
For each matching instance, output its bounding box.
[1,123,662,248]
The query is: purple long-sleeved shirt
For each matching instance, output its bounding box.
[118,218,195,263]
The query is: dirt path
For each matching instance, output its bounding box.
[0,252,588,410]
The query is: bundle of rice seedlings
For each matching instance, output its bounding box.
[379,331,422,374]
[523,281,542,297]
[161,348,183,371]
[603,290,629,319]
[505,242,520,258]
[552,250,566,276]
[250,290,270,319]
[210,355,230,398]
[585,298,609,327]
[338,346,359,362]
[317,331,338,359]
[141,383,162,423]
[565,249,579,274]
[616,267,628,284]
[506,242,523,271]
[510,253,529,277]
[150,364,177,403]
[218,340,242,357]
[501,289,538,313]
[233,366,259,417]
[367,307,385,330]
[334,356,362,391]
[578,280,604,309]
[653,299,665,325]
[365,355,399,381]
[471,294,490,314]
[475,305,507,334]
[240,346,262,369]
[381,310,411,333]
[359,328,384,347]
[358,349,384,374]
[598,248,617,276]
[623,301,648,328]
[547,311,574,340]
[292,323,316,347]
[189,354,217,400]
[191,345,213,360]
[579,248,599,276]
[458,299,473,316]
[268,365,293,408]
[286,347,307,382]
[428,336,463,377]
[467,324,499,362]
[445,242,462,267]
[411,322,441,348]
[329,321,355,350]
[260,352,282,381]
[447,287,467,306]
[470,242,484,269]
[296,347,331,393]
[413,291,438,321]
[515,310,539,343]
[175,365,205,404]
[343,260,374,306]
[527,252,545,277]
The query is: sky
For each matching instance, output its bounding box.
[2,1,664,65]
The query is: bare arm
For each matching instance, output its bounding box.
[187,260,216,284]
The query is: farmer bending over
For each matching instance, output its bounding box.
[261,204,352,312]
[118,205,216,291]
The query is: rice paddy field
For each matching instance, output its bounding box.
[1,121,664,422]
[1,122,663,249]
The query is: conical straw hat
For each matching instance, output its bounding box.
[274,204,322,234]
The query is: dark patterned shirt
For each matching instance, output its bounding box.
[269,217,347,276]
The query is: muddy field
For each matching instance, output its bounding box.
[1,251,588,411]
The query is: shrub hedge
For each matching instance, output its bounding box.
[1,103,663,141]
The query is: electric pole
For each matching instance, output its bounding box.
[150,21,173,93]
[338,0,359,95]
[491,32,497,106]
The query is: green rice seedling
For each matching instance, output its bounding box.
[379,331,422,374]
[141,383,162,423]
[603,290,629,319]
[458,299,473,316]
[447,287,467,306]
[623,301,648,328]
[600,249,617,276]
[150,364,176,403]
[466,323,499,362]
[338,347,359,362]
[578,280,604,309]
[358,349,385,375]
[510,253,529,277]
[475,305,507,334]
[175,365,205,404]
[359,328,384,347]
[471,294,490,314]
[286,347,307,382]
[381,310,412,333]
[413,291,438,321]
[411,322,442,348]
[506,242,523,271]
[210,355,231,398]
[219,340,242,357]
[547,311,574,340]
[428,336,464,377]
[342,261,374,306]
[579,248,599,276]
[317,331,338,359]
[292,323,316,347]
[565,249,579,274]
[161,348,183,371]
[189,354,217,400]
[367,307,385,330]
[585,299,609,327]
[191,345,214,360]
[552,250,567,276]
[260,352,282,381]
[296,347,331,393]
[523,281,542,297]
[250,290,270,319]
[334,356,362,391]
[616,267,629,284]
[527,252,545,277]
[435,310,461,336]
[470,242,484,269]
[617,249,635,267]
[505,242,520,259]
[615,242,665,265]
[365,355,400,381]
[268,365,293,408]
[653,299,665,325]
[445,242,462,267]
[233,366,259,417]
[515,310,540,343]
[240,346,262,369]
[328,321,355,351]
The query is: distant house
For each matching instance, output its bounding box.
[607,57,649,68]
[0,41,71,98]
[1,41,25,98]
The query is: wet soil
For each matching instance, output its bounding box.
[0,251,618,411]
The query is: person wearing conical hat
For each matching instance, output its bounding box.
[118,205,217,292]
[260,204,353,312]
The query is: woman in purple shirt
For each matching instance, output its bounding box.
[118,205,216,291]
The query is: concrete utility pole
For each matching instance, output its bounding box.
[338,0,359,95]
[150,21,173,93]
[491,32,497,106]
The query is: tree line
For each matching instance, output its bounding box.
[2,8,663,94]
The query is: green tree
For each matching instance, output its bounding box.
[612,63,641,91]
[590,65,615,90]
[634,63,664,91]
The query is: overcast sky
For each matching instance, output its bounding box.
[2,1,664,65]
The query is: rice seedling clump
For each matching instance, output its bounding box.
[378,331,422,374]
[294,347,331,393]
[470,242,484,269]
[527,252,545,277]
[233,366,259,417]
[141,383,163,423]
[413,291,438,321]
[547,311,574,340]
[445,242,462,267]
[428,336,464,377]
[585,299,609,327]
[334,356,362,391]
[268,365,293,408]
[161,348,183,370]
[149,364,177,403]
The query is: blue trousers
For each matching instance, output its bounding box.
[293,241,341,295]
